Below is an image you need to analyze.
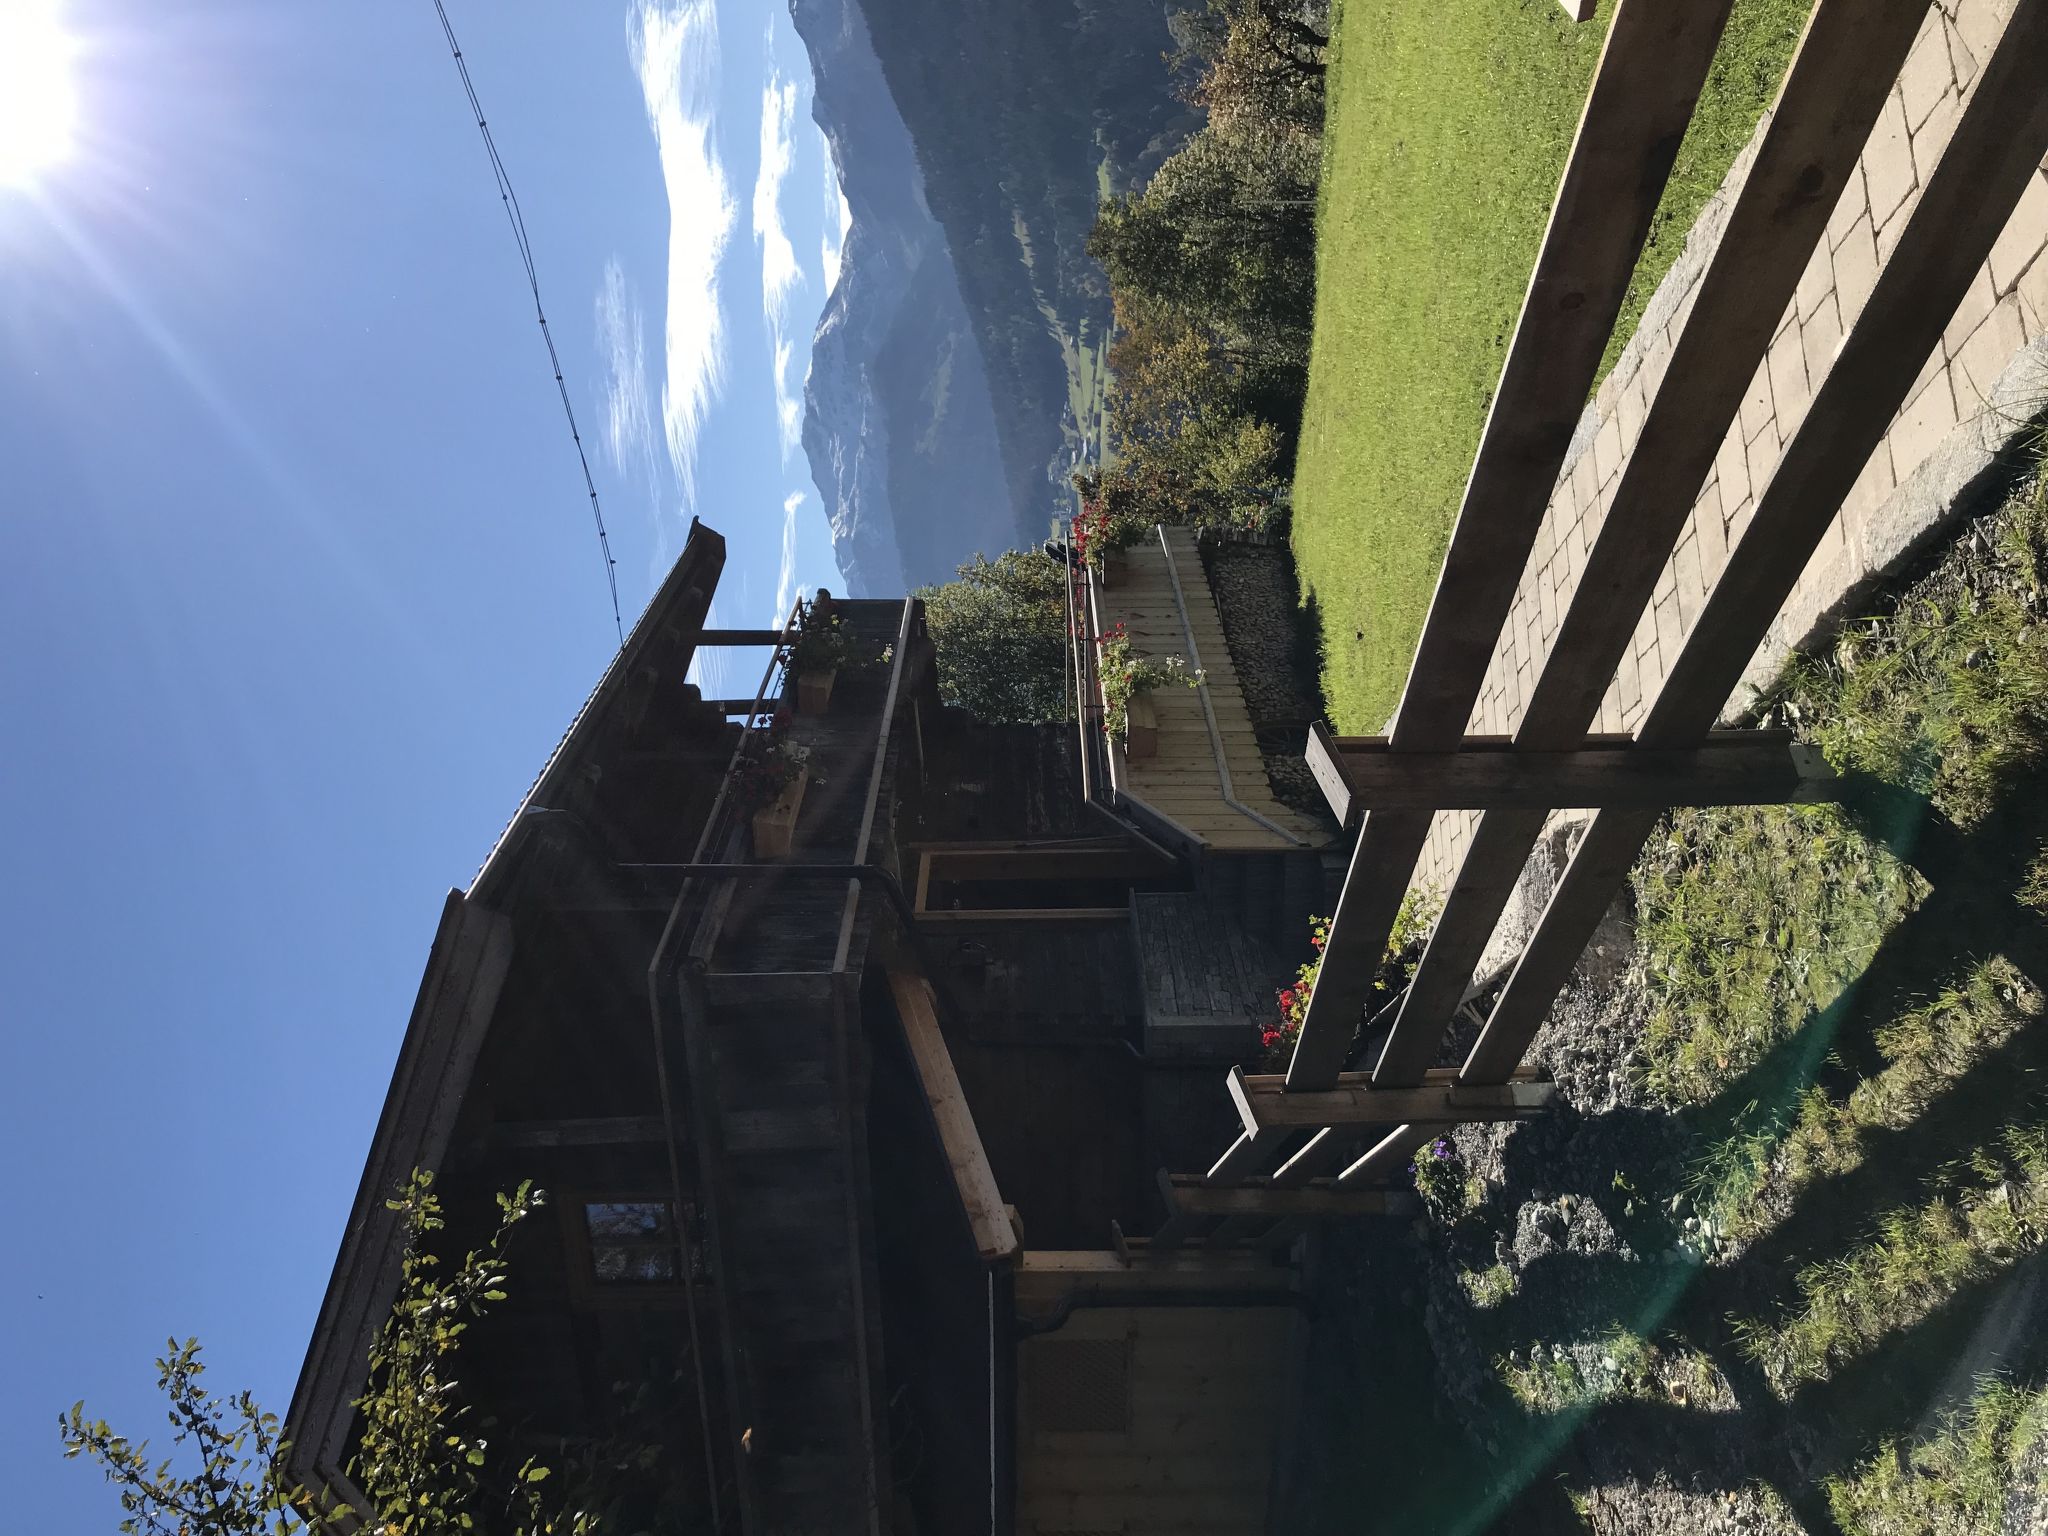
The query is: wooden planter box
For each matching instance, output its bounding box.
[750,767,809,859]
[795,668,836,713]
[1124,691,1160,760]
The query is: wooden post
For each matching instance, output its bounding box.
[889,971,1019,1262]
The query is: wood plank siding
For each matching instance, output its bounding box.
[1016,1304,1295,1535]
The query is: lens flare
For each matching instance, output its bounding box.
[0,0,78,188]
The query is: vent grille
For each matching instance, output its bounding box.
[1026,1336,1131,1434]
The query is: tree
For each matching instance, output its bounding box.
[917,551,1071,724]
[1088,117,1319,356]
[1177,0,1328,137]
[62,1174,590,1536]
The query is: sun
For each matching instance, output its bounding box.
[0,0,79,188]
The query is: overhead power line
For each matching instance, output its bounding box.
[429,0,625,645]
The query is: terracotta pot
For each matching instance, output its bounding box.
[1124,690,1159,760]
[750,768,809,859]
[796,668,836,713]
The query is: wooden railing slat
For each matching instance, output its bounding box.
[1281,0,1740,1097]
[1371,0,1934,1090]
[1464,0,2048,1086]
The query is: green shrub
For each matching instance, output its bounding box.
[918,551,1070,724]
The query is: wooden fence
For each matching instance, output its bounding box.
[1154,0,2048,1237]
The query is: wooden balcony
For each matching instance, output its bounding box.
[1087,527,1325,853]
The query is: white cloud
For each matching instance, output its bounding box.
[594,258,660,497]
[773,489,806,623]
[820,133,852,293]
[630,0,734,514]
[753,73,800,317]
[754,69,806,464]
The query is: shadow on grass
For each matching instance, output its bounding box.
[1294,768,2048,1533]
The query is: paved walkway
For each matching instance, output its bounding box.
[1415,0,2048,899]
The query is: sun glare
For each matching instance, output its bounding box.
[0,0,78,188]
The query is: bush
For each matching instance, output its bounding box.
[918,551,1070,724]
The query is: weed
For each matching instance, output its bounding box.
[1827,1376,2048,1536]
[1459,1263,1516,1310]
[1771,963,2041,1198]
[1497,1328,1653,1413]
[1634,803,1919,1105]
[1413,1135,1483,1224]
[1795,476,2048,825]
[1737,1126,2048,1392]
[2020,846,2048,916]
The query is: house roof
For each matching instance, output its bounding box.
[283,521,729,1501]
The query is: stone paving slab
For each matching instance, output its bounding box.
[1412,0,2048,901]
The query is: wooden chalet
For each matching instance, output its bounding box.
[286,516,1351,1536]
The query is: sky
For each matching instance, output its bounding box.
[0,0,850,1522]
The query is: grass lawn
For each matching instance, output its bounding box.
[1292,0,1815,729]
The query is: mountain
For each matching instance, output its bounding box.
[792,0,1197,593]
[793,0,1016,594]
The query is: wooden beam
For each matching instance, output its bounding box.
[1315,731,1830,813]
[1015,1250,1303,1313]
[1371,0,1934,1091]
[1281,0,1737,1096]
[1463,0,2048,1090]
[1228,1065,1555,1132]
[1143,1206,1217,1253]
[1018,1248,1287,1280]
[918,844,1168,882]
[1163,1173,1419,1219]
[696,628,786,646]
[1337,1124,1438,1188]
[487,1116,669,1151]
[889,970,1019,1262]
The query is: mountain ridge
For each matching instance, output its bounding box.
[792,0,1196,591]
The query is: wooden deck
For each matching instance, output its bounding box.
[1097,528,1323,852]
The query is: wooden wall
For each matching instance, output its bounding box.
[909,720,1097,843]
[924,919,1145,1250]
[1015,1305,1293,1535]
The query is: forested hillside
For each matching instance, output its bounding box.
[854,0,1197,526]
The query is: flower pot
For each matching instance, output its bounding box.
[750,767,809,859]
[1123,690,1159,760]
[1099,548,1129,588]
[795,668,836,713]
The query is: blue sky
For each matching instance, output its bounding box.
[0,0,845,1521]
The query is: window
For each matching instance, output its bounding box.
[583,1200,680,1284]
